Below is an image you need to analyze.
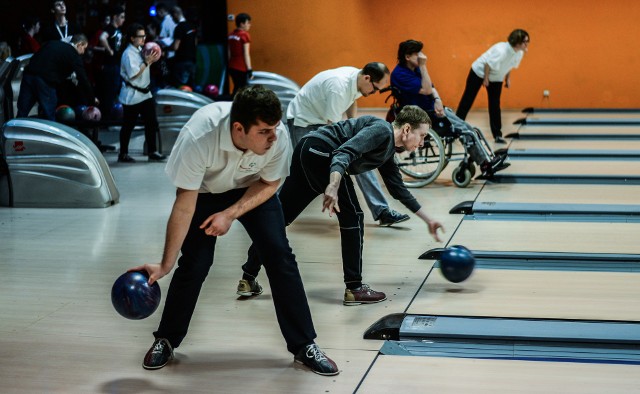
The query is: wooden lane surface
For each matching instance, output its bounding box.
[514,125,640,137]
[497,159,640,177]
[526,113,640,120]
[450,219,640,255]
[475,183,640,206]
[407,267,640,321]
[358,356,640,393]
[509,139,640,154]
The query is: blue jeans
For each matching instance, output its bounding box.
[17,74,57,120]
[154,189,316,354]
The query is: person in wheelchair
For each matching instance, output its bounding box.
[389,39,508,177]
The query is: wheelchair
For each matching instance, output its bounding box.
[384,87,500,188]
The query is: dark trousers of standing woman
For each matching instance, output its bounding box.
[119,98,159,156]
[242,137,366,287]
[228,68,249,96]
[455,69,504,138]
[154,189,317,355]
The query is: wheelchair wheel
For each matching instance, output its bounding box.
[395,128,445,187]
[468,162,477,178]
[452,164,472,188]
[439,137,455,171]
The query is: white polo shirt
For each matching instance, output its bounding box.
[286,66,362,127]
[471,42,524,82]
[165,102,292,193]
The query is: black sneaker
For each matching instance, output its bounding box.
[294,344,339,376]
[118,154,136,163]
[236,279,263,297]
[378,209,410,227]
[148,152,167,161]
[142,338,174,370]
[494,136,507,144]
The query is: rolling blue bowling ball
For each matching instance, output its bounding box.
[111,271,161,320]
[440,245,475,283]
[193,85,203,93]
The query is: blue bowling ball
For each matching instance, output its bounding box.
[111,271,161,320]
[440,245,475,283]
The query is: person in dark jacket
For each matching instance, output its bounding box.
[17,34,96,120]
[239,105,445,306]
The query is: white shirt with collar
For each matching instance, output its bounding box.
[286,66,362,127]
[166,102,292,194]
[119,44,152,105]
[471,42,524,82]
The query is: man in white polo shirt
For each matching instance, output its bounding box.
[285,62,410,227]
[129,86,339,376]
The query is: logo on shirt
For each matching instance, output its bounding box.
[238,162,258,172]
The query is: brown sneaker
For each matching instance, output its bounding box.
[343,284,387,306]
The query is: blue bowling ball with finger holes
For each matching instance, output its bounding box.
[111,271,161,320]
[439,245,475,283]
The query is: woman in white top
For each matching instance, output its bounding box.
[455,29,529,143]
[118,23,166,163]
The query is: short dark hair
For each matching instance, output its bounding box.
[127,23,145,41]
[397,40,423,66]
[21,15,40,31]
[508,29,529,46]
[231,85,282,132]
[156,2,168,12]
[50,0,64,11]
[362,62,390,83]
[111,5,125,17]
[70,34,88,45]
[235,13,251,27]
[392,105,431,130]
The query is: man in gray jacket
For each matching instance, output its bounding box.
[238,105,444,305]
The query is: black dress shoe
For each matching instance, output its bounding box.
[494,136,507,144]
[118,154,136,163]
[148,152,167,161]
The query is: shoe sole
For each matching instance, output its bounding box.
[343,297,387,306]
[294,359,340,376]
[236,290,263,297]
[379,216,410,227]
[142,355,173,370]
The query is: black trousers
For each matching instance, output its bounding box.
[455,69,504,138]
[228,68,249,95]
[119,98,159,156]
[154,189,316,354]
[242,138,366,286]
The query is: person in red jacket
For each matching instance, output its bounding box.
[227,13,252,96]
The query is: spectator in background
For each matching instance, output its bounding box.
[17,16,41,55]
[98,6,125,119]
[156,2,176,59]
[169,6,197,88]
[39,1,79,44]
[117,23,166,163]
[227,13,252,96]
[16,34,96,120]
[455,29,530,143]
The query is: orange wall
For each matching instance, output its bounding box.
[228,0,640,109]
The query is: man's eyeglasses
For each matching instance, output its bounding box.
[135,35,147,38]
[369,79,380,93]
